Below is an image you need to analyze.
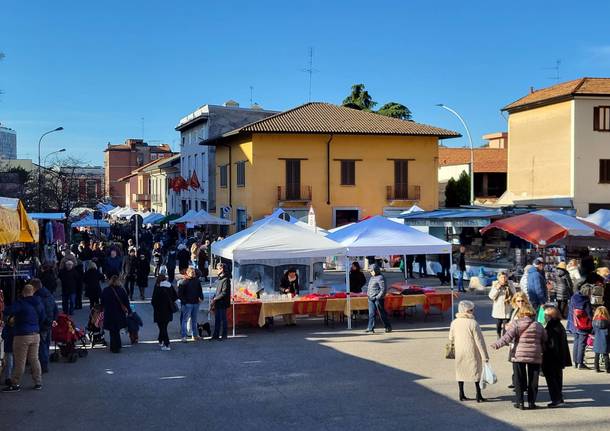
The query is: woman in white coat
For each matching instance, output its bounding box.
[449,300,490,402]
[489,271,516,339]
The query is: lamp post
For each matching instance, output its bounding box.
[38,127,63,211]
[436,104,474,205]
[43,148,66,167]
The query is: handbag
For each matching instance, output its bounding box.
[480,363,497,389]
[111,286,130,315]
[445,341,455,359]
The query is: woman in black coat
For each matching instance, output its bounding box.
[166,247,177,283]
[136,251,151,300]
[84,262,105,307]
[542,306,572,408]
[151,275,178,350]
[101,276,131,353]
[38,264,58,294]
[177,244,190,273]
[349,262,366,294]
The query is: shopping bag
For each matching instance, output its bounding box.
[480,363,497,389]
[536,306,546,325]
[445,342,455,359]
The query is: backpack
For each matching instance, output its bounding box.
[574,308,592,331]
[591,284,605,305]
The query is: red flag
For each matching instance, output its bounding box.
[180,176,189,191]
[168,178,175,191]
[189,171,200,189]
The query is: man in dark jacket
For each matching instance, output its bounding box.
[38,265,58,295]
[178,268,203,341]
[457,246,467,292]
[527,258,547,311]
[554,262,573,318]
[31,278,58,374]
[365,264,392,334]
[58,260,79,315]
[211,263,231,340]
[104,249,123,279]
[3,284,46,392]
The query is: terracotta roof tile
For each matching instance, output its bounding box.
[503,77,610,112]
[228,102,460,138]
[438,147,507,173]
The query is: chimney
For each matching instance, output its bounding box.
[224,99,239,108]
[250,103,262,110]
[530,86,535,94]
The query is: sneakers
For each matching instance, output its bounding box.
[161,346,171,351]
[181,337,188,343]
[158,342,163,347]
[2,385,21,393]
[33,384,42,391]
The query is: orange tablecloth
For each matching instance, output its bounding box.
[423,292,455,314]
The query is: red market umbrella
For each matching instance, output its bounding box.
[480,210,610,247]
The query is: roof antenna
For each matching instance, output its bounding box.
[249,85,254,106]
[301,47,318,102]
[141,117,145,141]
[543,59,561,82]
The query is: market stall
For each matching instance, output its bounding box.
[326,215,454,327]
[211,217,346,334]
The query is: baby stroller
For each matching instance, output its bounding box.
[50,313,89,363]
[87,305,106,348]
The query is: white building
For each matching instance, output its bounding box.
[175,100,276,214]
[0,124,17,159]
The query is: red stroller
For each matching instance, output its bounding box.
[50,313,89,363]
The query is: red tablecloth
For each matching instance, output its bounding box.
[227,302,262,328]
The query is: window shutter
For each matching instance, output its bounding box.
[594,107,600,131]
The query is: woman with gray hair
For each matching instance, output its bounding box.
[365,264,392,334]
[448,300,489,402]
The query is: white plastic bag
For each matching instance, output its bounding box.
[480,363,497,389]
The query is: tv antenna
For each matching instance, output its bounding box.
[141,117,145,140]
[543,59,562,82]
[301,47,319,102]
[249,85,254,105]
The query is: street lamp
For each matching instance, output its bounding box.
[43,148,66,167]
[38,127,63,211]
[436,104,474,205]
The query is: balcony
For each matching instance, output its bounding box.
[277,185,312,204]
[386,184,420,201]
[135,193,150,202]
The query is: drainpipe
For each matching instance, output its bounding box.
[221,143,232,208]
[326,134,333,205]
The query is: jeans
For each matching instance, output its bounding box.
[457,271,464,291]
[367,297,391,331]
[157,321,170,347]
[213,307,228,339]
[180,303,199,338]
[62,293,76,315]
[2,352,13,382]
[513,362,540,405]
[11,334,42,386]
[38,330,51,371]
[573,332,587,365]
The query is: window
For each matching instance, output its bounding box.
[236,161,246,187]
[86,180,97,200]
[600,160,610,183]
[285,159,301,200]
[340,160,356,186]
[594,106,610,131]
[394,160,408,199]
[219,164,228,188]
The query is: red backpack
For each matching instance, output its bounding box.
[573,308,592,331]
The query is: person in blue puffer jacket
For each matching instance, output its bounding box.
[526,258,547,311]
[567,286,593,370]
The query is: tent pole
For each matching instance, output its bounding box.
[231,259,236,337]
[403,255,407,279]
[345,256,351,330]
[449,251,455,320]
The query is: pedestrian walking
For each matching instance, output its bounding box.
[38,264,58,295]
[104,249,123,279]
[177,244,190,273]
[554,262,574,319]
[100,276,130,353]
[492,304,547,410]
[456,246,467,292]
[122,248,138,300]
[542,306,572,408]
[31,279,57,374]
[152,242,164,277]
[3,284,46,393]
[567,286,593,369]
[448,300,489,402]
[365,264,392,334]
[526,258,548,312]
[166,246,177,284]
[136,250,150,300]
[58,260,79,315]
[151,275,178,350]
[210,262,231,341]
[84,262,105,307]
[592,305,610,373]
[507,291,531,390]
[178,267,203,342]
[488,271,516,338]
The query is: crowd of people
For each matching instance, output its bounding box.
[0,225,230,393]
[449,254,610,409]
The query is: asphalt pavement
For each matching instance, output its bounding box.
[1,274,609,431]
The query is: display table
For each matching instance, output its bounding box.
[258,300,295,327]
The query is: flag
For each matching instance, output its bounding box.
[189,171,200,190]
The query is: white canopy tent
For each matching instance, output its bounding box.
[193,210,233,226]
[170,209,198,224]
[326,215,454,327]
[253,208,328,235]
[211,217,346,335]
[71,216,111,228]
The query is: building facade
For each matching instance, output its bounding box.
[58,165,104,208]
[438,132,508,206]
[0,124,17,159]
[175,101,276,215]
[143,154,180,215]
[205,102,459,233]
[503,77,610,215]
[104,138,173,205]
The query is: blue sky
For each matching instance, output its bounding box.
[1,0,609,165]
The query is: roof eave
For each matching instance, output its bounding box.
[502,94,575,113]
[175,114,209,131]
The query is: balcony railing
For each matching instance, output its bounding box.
[135,193,151,202]
[277,185,312,202]
[386,184,420,201]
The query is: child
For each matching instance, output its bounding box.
[592,306,610,373]
[542,306,572,407]
[126,305,143,344]
[1,320,14,386]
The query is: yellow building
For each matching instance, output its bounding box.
[503,78,610,215]
[202,102,459,232]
